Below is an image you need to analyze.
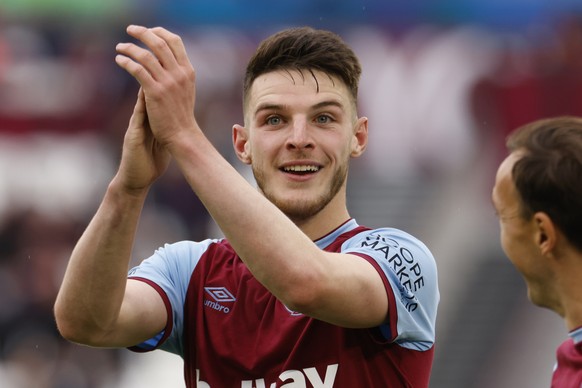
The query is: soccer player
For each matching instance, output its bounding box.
[54,25,439,387]
[492,116,582,387]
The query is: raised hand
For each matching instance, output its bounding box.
[115,25,199,149]
[116,87,171,193]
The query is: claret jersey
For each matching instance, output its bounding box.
[128,219,439,387]
[552,327,582,388]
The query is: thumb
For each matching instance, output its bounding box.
[128,88,147,128]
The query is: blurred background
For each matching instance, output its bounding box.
[0,0,580,386]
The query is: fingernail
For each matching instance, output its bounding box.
[127,25,144,32]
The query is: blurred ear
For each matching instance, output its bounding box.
[350,117,368,158]
[233,124,252,164]
[534,212,557,256]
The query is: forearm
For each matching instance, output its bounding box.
[54,176,148,344]
[113,25,313,295]
[168,131,322,305]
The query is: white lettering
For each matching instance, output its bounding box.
[240,364,338,388]
[280,369,306,387]
[241,378,275,388]
[304,364,338,388]
[204,299,230,313]
[196,369,210,388]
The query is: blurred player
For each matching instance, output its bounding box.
[492,116,582,387]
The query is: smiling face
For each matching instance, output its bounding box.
[234,69,367,224]
[492,151,558,309]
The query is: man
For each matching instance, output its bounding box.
[492,116,582,387]
[54,25,439,387]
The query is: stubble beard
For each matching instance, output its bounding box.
[253,162,348,223]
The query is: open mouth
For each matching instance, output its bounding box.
[281,165,320,175]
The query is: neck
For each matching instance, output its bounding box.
[292,194,351,241]
[556,254,582,331]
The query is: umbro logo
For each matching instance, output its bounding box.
[203,286,236,314]
[204,287,236,302]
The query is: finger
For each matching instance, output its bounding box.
[128,88,147,128]
[116,42,165,82]
[126,25,179,71]
[135,88,146,114]
[115,53,157,88]
[150,27,191,67]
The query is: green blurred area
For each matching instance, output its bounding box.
[0,0,129,18]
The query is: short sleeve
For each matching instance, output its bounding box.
[127,239,218,356]
[342,228,439,351]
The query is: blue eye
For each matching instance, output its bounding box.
[267,116,282,126]
[316,115,331,124]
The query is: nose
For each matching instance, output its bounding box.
[286,118,314,150]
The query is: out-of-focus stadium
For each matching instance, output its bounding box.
[1,1,579,387]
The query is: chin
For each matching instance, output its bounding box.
[527,287,556,313]
[268,193,329,220]
[279,201,325,221]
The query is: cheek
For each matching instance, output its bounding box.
[327,139,353,164]
[252,133,280,154]
[500,224,523,264]
[500,229,515,261]
[250,144,280,177]
[501,225,540,278]
[247,138,269,163]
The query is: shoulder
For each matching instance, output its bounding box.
[156,238,227,262]
[343,226,439,311]
[129,238,226,278]
[343,227,435,264]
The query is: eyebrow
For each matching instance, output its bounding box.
[312,100,345,111]
[253,100,345,118]
[254,103,284,117]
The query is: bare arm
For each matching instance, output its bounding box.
[54,90,170,347]
[115,26,388,329]
[171,134,387,328]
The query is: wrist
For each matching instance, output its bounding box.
[108,174,151,202]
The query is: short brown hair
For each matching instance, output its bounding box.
[242,27,361,109]
[507,116,582,252]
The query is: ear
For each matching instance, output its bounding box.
[350,117,368,158]
[534,212,557,256]
[233,124,252,165]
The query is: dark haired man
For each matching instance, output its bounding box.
[55,25,439,387]
[492,116,582,387]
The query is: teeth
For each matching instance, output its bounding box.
[283,165,319,172]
